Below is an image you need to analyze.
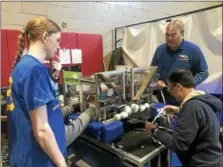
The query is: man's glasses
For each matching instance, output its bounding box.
[167,84,176,92]
[165,33,179,38]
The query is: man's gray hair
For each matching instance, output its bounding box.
[167,19,185,35]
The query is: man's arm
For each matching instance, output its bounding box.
[65,108,95,147]
[193,46,209,85]
[154,105,200,152]
[63,100,96,147]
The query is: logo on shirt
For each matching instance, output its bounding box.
[6,77,15,112]
[53,104,60,111]
[178,55,189,61]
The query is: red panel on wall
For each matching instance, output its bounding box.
[77,33,103,77]
[60,32,77,49]
[1,30,10,87]
[1,29,103,87]
[6,30,20,70]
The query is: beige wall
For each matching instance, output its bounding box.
[1,1,221,57]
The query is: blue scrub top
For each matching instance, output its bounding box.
[6,55,66,167]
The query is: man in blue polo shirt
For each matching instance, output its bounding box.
[151,19,209,105]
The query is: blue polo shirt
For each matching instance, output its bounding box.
[6,55,66,167]
[151,40,209,85]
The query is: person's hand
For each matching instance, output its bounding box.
[167,114,177,124]
[51,61,62,80]
[88,102,96,108]
[157,80,167,89]
[145,122,157,134]
[86,94,97,109]
[52,61,62,72]
[162,105,180,114]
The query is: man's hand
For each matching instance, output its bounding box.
[167,114,177,124]
[88,102,96,109]
[145,122,157,134]
[86,94,97,108]
[162,105,180,114]
[86,95,97,119]
[157,80,167,89]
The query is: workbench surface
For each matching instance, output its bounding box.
[79,133,166,167]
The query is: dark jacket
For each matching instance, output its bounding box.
[155,94,223,167]
[108,47,124,71]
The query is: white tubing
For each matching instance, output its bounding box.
[131,103,139,113]
[120,112,128,119]
[114,114,121,120]
[124,106,132,115]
